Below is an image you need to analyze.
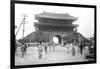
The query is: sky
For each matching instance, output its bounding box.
[15,4,94,40]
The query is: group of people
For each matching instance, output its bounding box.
[15,41,56,59]
[65,40,94,57]
[37,42,56,59]
[15,40,94,59]
[65,43,77,56]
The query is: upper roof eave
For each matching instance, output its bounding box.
[35,12,78,20]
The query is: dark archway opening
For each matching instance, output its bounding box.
[53,35,62,44]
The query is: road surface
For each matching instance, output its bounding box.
[15,45,87,65]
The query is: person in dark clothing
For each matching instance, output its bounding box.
[52,42,55,52]
[72,46,75,56]
[21,43,27,58]
[80,46,83,55]
[80,41,85,55]
[44,44,48,53]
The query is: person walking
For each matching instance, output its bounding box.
[72,45,76,56]
[66,44,69,53]
[21,43,27,58]
[38,42,43,59]
[80,41,84,55]
[53,43,55,52]
[44,43,48,53]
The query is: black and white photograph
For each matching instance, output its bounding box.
[11,0,96,68]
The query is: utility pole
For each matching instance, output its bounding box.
[15,14,27,39]
[22,15,25,39]
[22,14,27,39]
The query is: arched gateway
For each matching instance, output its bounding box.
[34,12,78,45]
[53,35,62,44]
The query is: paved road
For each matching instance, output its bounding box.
[15,45,87,65]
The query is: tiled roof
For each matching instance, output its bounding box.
[35,12,78,20]
[19,32,51,43]
[34,22,78,27]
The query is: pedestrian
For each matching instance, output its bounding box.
[72,46,75,56]
[53,43,55,52]
[21,43,27,58]
[77,41,81,53]
[44,43,48,53]
[66,44,69,53]
[80,41,84,55]
[48,42,52,51]
[38,42,43,59]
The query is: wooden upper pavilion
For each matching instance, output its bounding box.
[34,12,78,32]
